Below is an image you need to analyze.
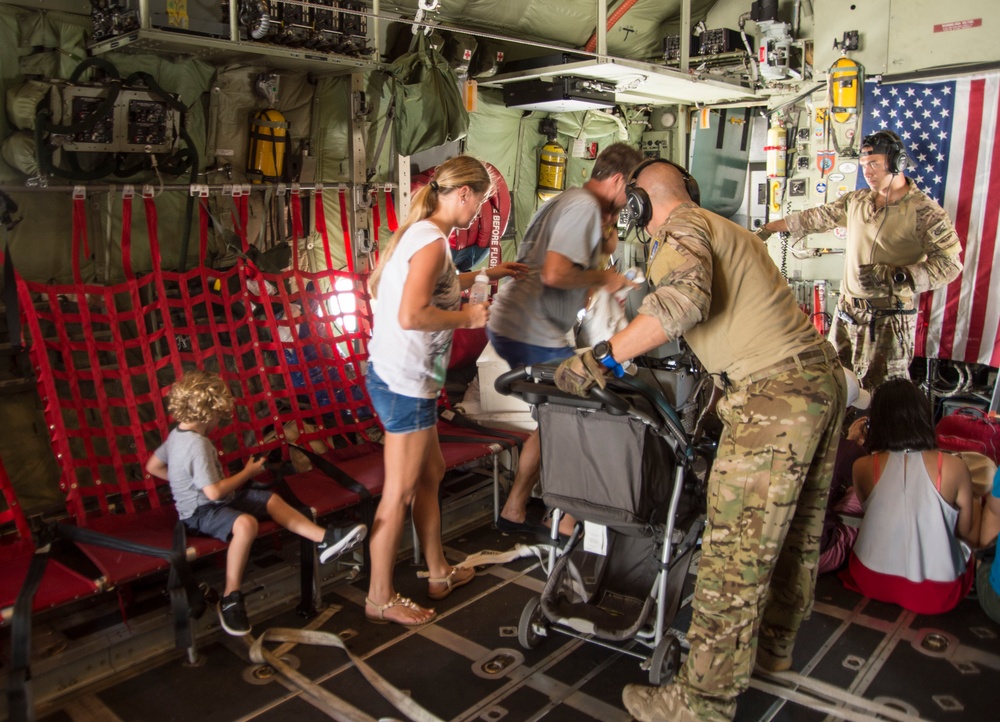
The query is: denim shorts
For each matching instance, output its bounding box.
[366,365,438,434]
[183,488,273,542]
[487,330,574,368]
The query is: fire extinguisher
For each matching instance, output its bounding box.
[537,119,566,200]
[829,56,863,125]
[247,107,290,183]
[537,140,566,197]
[765,120,787,178]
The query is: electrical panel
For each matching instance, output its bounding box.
[273,0,369,51]
[91,0,373,57]
[91,0,227,41]
[663,35,700,61]
[639,130,674,160]
[699,28,742,56]
[59,86,181,153]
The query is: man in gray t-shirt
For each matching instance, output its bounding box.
[486,142,643,534]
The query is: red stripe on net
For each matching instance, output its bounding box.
[337,189,354,273]
[315,187,335,272]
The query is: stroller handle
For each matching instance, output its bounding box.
[494,366,529,397]
[495,364,629,413]
[496,363,691,452]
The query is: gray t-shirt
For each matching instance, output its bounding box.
[153,427,229,520]
[488,188,603,348]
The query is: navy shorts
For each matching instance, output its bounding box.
[366,364,438,434]
[183,488,273,542]
[487,330,574,368]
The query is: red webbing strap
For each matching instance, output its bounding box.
[0,458,32,542]
[384,191,398,232]
[239,188,251,252]
[120,187,134,280]
[290,187,304,271]
[194,188,210,265]
[231,188,250,252]
[142,191,159,269]
[337,188,354,273]
[71,190,89,285]
[314,186,335,272]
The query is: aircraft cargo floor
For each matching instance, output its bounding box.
[35,521,1000,722]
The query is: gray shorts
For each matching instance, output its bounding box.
[183,488,273,542]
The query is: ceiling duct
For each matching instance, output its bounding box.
[502,76,615,112]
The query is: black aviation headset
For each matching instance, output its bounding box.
[861,129,910,175]
[624,157,701,228]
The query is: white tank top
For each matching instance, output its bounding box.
[369,220,460,398]
[854,451,968,583]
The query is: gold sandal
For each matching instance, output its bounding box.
[364,594,435,626]
[419,566,476,601]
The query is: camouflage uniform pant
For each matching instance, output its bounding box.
[829,300,916,390]
[677,355,845,721]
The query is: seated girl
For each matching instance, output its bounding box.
[839,379,976,615]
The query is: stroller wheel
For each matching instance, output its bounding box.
[517,597,548,650]
[649,634,682,685]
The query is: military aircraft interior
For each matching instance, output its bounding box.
[0,1,999,721]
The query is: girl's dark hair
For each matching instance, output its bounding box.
[865,378,936,452]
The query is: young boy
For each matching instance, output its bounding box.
[145,370,367,636]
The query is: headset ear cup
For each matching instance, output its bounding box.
[895,149,909,174]
[625,186,651,227]
[686,177,701,206]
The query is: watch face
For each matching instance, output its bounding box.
[593,341,610,359]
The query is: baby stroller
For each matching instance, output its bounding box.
[495,364,705,685]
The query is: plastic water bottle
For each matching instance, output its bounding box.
[614,267,644,302]
[469,272,491,305]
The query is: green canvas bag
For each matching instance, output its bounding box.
[388,34,469,156]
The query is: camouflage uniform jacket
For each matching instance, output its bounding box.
[783,178,962,306]
[638,203,823,382]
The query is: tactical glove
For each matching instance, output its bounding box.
[754,227,773,242]
[858,263,910,293]
[554,350,608,397]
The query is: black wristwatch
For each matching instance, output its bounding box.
[593,340,613,361]
[892,267,910,285]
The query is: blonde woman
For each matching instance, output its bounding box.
[365,156,527,626]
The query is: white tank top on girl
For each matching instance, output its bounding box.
[854,451,969,583]
[369,220,461,399]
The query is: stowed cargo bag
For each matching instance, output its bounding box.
[388,33,469,156]
[538,402,677,530]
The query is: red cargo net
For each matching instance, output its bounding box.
[16,190,378,525]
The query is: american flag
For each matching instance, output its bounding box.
[861,73,1000,368]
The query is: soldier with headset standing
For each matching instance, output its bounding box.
[554,158,845,722]
[758,129,963,389]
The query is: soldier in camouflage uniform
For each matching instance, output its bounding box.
[760,129,963,389]
[554,160,845,722]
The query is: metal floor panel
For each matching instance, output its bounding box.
[34,519,1000,722]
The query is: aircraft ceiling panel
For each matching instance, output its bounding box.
[484,57,757,106]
